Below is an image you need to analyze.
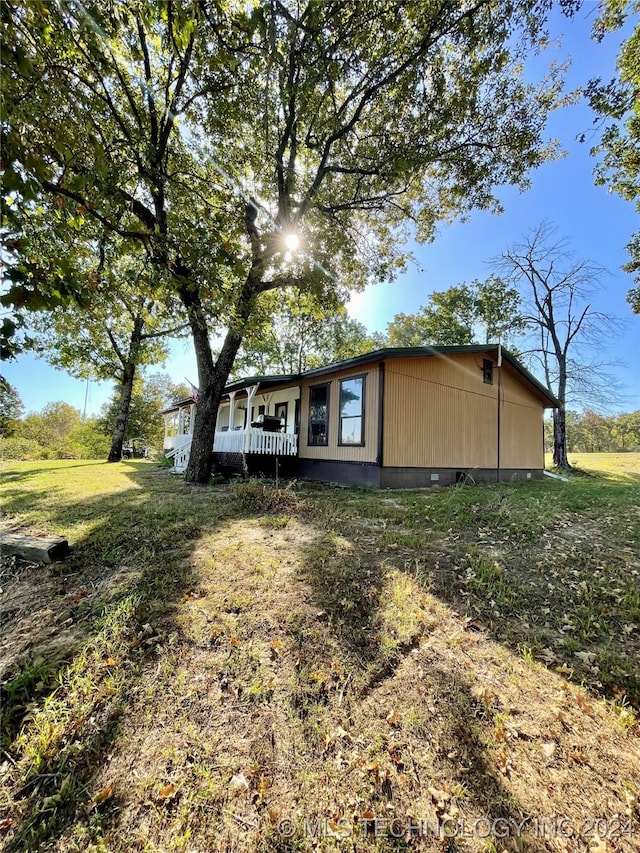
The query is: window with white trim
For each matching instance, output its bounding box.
[339,376,365,445]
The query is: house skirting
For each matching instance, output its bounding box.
[297,459,543,488]
[212,451,297,479]
[379,467,544,489]
[296,459,382,487]
[214,454,543,489]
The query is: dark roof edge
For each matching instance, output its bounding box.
[299,345,559,407]
[498,348,560,408]
[160,346,559,411]
[158,396,194,415]
[223,374,298,393]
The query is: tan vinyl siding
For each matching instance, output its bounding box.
[499,364,545,469]
[383,354,545,470]
[299,364,380,462]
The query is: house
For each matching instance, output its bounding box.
[160,345,558,487]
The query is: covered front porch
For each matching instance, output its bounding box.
[164,377,300,474]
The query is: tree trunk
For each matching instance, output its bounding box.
[107,361,136,462]
[552,358,571,469]
[179,282,252,485]
[107,316,144,462]
[179,200,267,484]
[552,407,571,469]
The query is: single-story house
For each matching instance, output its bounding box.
[160,345,558,488]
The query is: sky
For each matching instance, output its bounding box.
[3,4,639,418]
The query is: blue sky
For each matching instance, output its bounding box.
[3,4,639,417]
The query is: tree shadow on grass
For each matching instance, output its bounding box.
[291,527,538,852]
[314,478,640,709]
[0,464,229,852]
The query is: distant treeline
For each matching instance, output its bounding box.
[544,410,640,453]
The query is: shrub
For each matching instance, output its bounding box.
[229,479,304,514]
[0,437,46,460]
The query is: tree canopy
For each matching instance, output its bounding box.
[386,277,525,347]
[233,287,384,376]
[0,378,24,436]
[586,0,640,311]
[2,0,577,481]
[99,372,191,451]
[29,234,188,460]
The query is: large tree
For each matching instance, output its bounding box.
[3,0,577,483]
[233,287,384,376]
[99,372,191,452]
[497,224,621,469]
[387,277,525,347]
[0,378,24,437]
[30,234,187,462]
[586,0,640,311]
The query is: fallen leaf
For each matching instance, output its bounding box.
[495,749,512,776]
[327,819,349,838]
[539,647,557,664]
[229,773,250,795]
[541,742,556,758]
[210,625,224,642]
[269,639,281,656]
[575,693,594,715]
[428,787,451,810]
[553,708,567,724]
[86,784,113,812]
[158,783,177,800]
[569,751,588,764]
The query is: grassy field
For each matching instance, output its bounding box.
[1,455,639,852]
[547,452,640,482]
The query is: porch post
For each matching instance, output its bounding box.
[245,385,259,422]
[244,384,259,453]
[163,414,170,449]
[228,391,236,432]
[189,404,195,434]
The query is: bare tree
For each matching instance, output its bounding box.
[496,223,623,469]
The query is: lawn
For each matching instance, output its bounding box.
[1,457,639,852]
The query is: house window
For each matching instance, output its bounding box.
[274,402,288,431]
[483,359,494,385]
[251,404,266,425]
[339,376,365,446]
[308,384,329,446]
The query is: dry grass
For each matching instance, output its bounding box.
[1,460,638,852]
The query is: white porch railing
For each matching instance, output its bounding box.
[169,429,297,474]
[213,429,298,456]
[172,439,192,473]
[164,433,193,457]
